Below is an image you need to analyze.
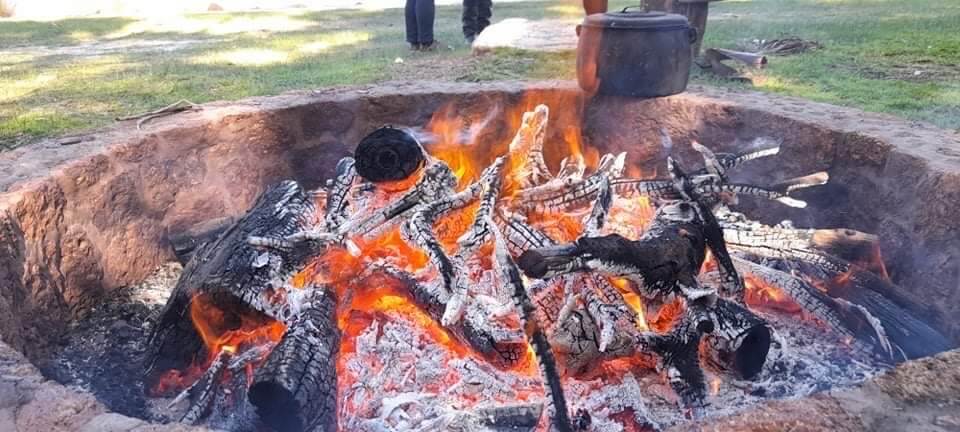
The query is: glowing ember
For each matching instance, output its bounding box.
[744,275,803,314]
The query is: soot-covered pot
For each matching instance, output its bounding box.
[577,9,697,97]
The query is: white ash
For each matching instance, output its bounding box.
[341,314,542,430]
[568,373,659,432]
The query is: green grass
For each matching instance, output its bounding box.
[1,0,958,150]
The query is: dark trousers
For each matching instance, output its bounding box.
[462,0,492,38]
[405,0,435,44]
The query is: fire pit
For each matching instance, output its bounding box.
[1,81,958,432]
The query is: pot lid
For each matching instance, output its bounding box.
[582,9,690,30]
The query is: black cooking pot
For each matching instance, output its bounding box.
[577,8,697,97]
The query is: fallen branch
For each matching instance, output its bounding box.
[116,99,200,130]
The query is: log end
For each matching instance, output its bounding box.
[733,324,772,380]
[249,382,305,432]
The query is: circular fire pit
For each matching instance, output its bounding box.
[0,81,958,431]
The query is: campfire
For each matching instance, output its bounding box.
[140,97,950,432]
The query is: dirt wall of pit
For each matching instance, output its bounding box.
[0,81,958,364]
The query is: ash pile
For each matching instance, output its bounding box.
[141,103,950,432]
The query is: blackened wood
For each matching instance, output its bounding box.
[474,403,544,431]
[703,298,771,379]
[249,289,339,432]
[324,157,356,232]
[637,299,713,417]
[177,350,232,424]
[733,256,901,361]
[355,127,426,183]
[733,246,950,360]
[166,216,235,264]
[518,222,707,299]
[494,231,573,432]
[789,257,951,360]
[145,181,320,382]
[667,157,744,298]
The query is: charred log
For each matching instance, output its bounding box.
[702,298,772,380]
[690,140,781,180]
[249,288,339,432]
[732,256,901,361]
[718,211,883,266]
[337,161,458,240]
[637,299,714,418]
[500,215,638,371]
[166,216,235,264]
[473,403,544,431]
[493,224,574,432]
[355,127,426,183]
[729,238,951,360]
[514,153,625,215]
[402,157,506,325]
[324,157,357,231]
[176,350,232,424]
[508,105,552,189]
[145,181,320,383]
[517,207,709,300]
[666,157,745,299]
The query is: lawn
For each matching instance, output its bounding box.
[1,0,958,150]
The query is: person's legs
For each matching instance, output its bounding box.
[477,0,492,34]
[462,0,478,40]
[405,0,419,46]
[416,0,435,45]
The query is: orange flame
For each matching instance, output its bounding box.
[744,274,803,314]
[611,277,649,331]
[189,294,286,363]
[709,376,722,396]
[151,294,286,395]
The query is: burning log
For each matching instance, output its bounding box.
[517,201,713,301]
[337,160,458,241]
[701,297,772,380]
[636,298,714,418]
[145,181,320,381]
[354,127,426,183]
[249,287,340,432]
[492,223,574,432]
[718,210,883,263]
[722,215,951,361]
[509,104,552,189]
[167,343,272,425]
[514,153,626,215]
[173,349,233,423]
[556,154,586,181]
[690,139,781,178]
[498,211,639,372]
[456,159,505,254]
[582,175,612,237]
[665,157,746,300]
[324,157,357,232]
[731,256,900,361]
[402,157,506,325]
[376,266,529,368]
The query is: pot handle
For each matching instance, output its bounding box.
[688,26,699,44]
[620,6,644,12]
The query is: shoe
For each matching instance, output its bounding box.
[409,43,421,51]
[465,35,476,45]
[419,41,438,51]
